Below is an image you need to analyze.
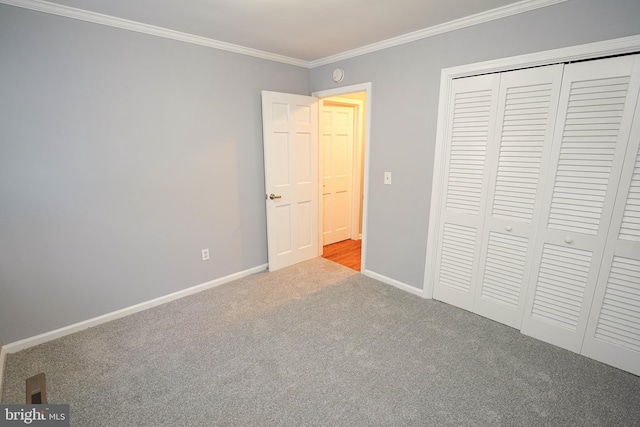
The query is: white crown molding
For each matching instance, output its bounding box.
[309,0,568,68]
[0,0,308,68]
[1,0,568,70]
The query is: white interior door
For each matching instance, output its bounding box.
[432,74,500,311]
[321,104,354,246]
[473,64,563,328]
[521,55,640,352]
[582,75,640,376]
[262,91,319,271]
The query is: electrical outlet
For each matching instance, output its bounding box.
[201,248,210,261]
[384,171,392,185]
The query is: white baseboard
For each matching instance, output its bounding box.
[362,269,425,297]
[4,264,268,354]
[0,345,6,394]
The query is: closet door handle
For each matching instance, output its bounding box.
[564,236,574,244]
[505,226,513,232]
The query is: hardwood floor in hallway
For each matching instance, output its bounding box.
[321,239,362,271]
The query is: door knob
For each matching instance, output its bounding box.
[269,193,282,200]
[505,226,513,232]
[564,236,573,244]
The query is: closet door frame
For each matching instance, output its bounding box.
[424,34,640,299]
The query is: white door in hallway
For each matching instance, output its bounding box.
[321,104,354,245]
[262,91,319,271]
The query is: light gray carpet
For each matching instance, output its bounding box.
[2,257,640,426]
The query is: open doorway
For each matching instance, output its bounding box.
[261,84,370,273]
[313,85,370,272]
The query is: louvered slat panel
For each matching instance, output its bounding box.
[480,232,529,309]
[438,223,477,293]
[619,145,640,241]
[594,257,640,352]
[531,243,593,330]
[446,90,492,214]
[548,77,630,235]
[493,83,553,222]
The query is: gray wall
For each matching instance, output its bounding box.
[310,0,640,290]
[1,0,639,344]
[0,5,309,343]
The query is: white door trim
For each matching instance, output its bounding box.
[424,34,640,299]
[313,83,372,272]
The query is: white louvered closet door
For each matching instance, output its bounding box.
[473,65,563,328]
[432,74,500,310]
[582,63,640,376]
[521,55,640,353]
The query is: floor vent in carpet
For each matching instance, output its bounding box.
[26,373,47,404]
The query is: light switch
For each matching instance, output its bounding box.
[384,172,392,185]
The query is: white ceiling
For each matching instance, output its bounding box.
[22,0,528,62]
